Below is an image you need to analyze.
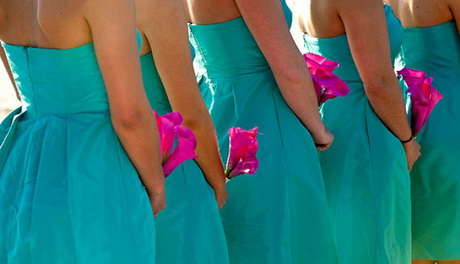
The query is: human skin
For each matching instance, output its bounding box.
[385,1,460,263]
[136,0,228,208]
[0,0,166,216]
[183,0,335,151]
[293,0,421,170]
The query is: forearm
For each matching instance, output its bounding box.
[234,0,325,136]
[143,0,226,188]
[181,109,226,189]
[273,64,326,135]
[112,110,165,195]
[365,78,412,140]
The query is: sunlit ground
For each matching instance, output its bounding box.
[0,64,20,120]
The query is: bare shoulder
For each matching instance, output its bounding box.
[294,0,344,37]
[135,0,161,29]
[335,0,384,23]
[336,0,382,13]
[82,0,134,20]
[412,0,453,26]
[448,0,460,11]
[0,5,6,40]
[0,5,5,28]
[35,0,92,47]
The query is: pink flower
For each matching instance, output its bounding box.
[397,68,443,136]
[154,111,198,177]
[303,53,349,105]
[225,127,259,179]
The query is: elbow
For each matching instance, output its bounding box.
[111,109,150,131]
[181,108,212,132]
[363,74,395,97]
[275,66,306,87]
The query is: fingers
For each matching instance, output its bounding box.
[214,189,228,210]
[405,140,422,172]
[407,159,413,171]
[153,202,166,217]
[217,199,226,209]
[217,195,228,209]
[407,156,414,171]
[220,197,227,208]
[315,142,332,151]
[149,194,167,218]
[313,131,334,151]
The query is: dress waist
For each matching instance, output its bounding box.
[190,17,271,77]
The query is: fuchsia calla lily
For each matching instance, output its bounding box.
[154,111,198,177]
[303,53,349,105]
[225,127,259,179]
[397,68,443,136]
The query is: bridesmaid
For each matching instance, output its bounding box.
[135,0,230,262]
[184,0,338,263]
[386,0,460,263]
[0,0,165,262]
[294,0,421,263]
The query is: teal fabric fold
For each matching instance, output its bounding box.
[140,52,230,264]
[190,17,338,264]
[0,41,155,263]
[397,21,460,260]
[303,5,411,263]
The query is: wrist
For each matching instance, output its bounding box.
[399,131,413,145]
[211,180,227,191]
[146,183,165,197]
[310,122,327,137]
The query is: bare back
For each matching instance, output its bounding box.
[0,0,91,48]
[182,0,240,24]
[385,0,454,27]
[293,0,345,37]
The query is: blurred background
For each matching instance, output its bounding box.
[0,64,19,120]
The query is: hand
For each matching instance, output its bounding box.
[403,139,421,171]
[213,184,228,209]
[311,126,334,151]
[147,189,166,217]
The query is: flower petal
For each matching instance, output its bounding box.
[161,112,184,126]
[225,127,259,178]
[303,53,349,105]
[154,111,176,162]
[228,155,259,179]
[162,124,198,177]
[398,68,443,136]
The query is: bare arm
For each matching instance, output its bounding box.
[0,46,20,101]
[84,0,165,216]
[234,0,333,150]
[449,0,460,34]
[339,0,420,169]
[138,0,227,208]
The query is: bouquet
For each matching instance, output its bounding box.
[397,68,443,136]
[303,52,349,105]
[154,111,198,177]
[224,127,259,179]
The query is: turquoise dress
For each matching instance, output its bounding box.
[189,18,337,264]
[303,5,411,263]
[280,0,292,28]
[0,42,155,263]
[140,53,229,264]
[397,21,460,260]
